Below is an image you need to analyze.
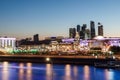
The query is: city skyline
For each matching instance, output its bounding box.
[0,0,120,40]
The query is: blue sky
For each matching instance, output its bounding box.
[0,0,120,40]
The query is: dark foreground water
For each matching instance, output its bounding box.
[0,61,120,80]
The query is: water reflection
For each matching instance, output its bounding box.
[46,64,79,80]
[73,66,78,77]
[46,64,53,80]
[2,61,9,80]
[26,63,32,80]
[0,61,119,80]
[105,69,114,80]
[64,64,72,80]
[65,64,71,76]
[84,65,90,80]
[19,63,32,80]
[19,63,24,80]
[73,66,78,80]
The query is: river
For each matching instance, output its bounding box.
[0,61,120,80]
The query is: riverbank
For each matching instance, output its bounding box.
[0,55,120,65]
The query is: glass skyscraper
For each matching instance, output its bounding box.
[69,28,76,38]
[33,34,39,42]
[90,21,96,39]
[80,24,87,39]
[98,22,103,36]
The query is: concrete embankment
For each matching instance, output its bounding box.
[0,55,118,65]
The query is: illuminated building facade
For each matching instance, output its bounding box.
[0,37,16,51]
[16,35,120,55]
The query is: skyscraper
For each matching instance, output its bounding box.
[33,34,39,42]
[77,25,80,32]
[69,28,72,38]
[80,24,87,39]
[85,29,90,39]
[98,22,103,36]
[90,21,96,39]
[76,25,80,38]
[69,28,76,38]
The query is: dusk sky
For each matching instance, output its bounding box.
[0,0,120,40]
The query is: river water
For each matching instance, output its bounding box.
[0,61,120,80]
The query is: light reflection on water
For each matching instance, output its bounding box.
[19,63,24,80]
[73,66,78,77]
[2,61,9,80]
[46,64,53,80]
[26,63,32,80]
[64,64,71,80]
[105,69,114,80]
[18,63,32,80]
[0,61,120,80]
[84,65,90,80]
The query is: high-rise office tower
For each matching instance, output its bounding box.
[33,34,39,42]
[77,25,80,32]
[85,29,90,39]
[76,25,80,38]
[72,28,76,38]
[80,24,87,39]
[69,28,76,38]
[90,21,96,39]
[69,28,73,38]
[98,22,103,36]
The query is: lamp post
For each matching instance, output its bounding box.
[46,57,53,80]
[46,57,50,62]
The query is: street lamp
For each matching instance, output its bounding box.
[46,57,50,62]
